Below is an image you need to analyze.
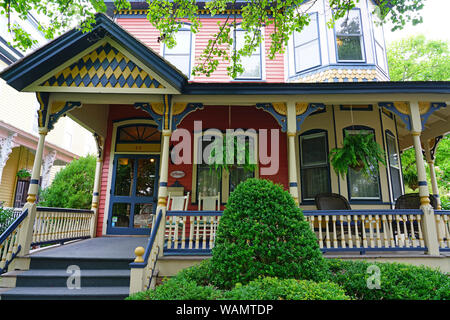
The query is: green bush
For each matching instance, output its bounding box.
[440,195,450,210]
[209,178,329,289]
[176,259,213,286]
[328,259,450,300]
[127,275,223,300]
[224,277,350,300]
[0,206,14,234]
[38,155,96,209]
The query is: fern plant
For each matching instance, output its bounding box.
[329,132,386,178]
[208,137,257,178]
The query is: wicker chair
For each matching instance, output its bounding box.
[314,193,352,210]
[394,193,438,210]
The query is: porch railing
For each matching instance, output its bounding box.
[165,210,222,254]
[0,209,29,274]
[435,210,450,250]
[31,207,94,246]
[129,207,164,294]
[302,209,426,253]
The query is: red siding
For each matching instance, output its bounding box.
[116,17,285,82]
[97,105,288,234]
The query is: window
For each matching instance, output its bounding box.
[373,18,387,72]
[345,128,381,200]
[386,132,402,201]
[293,13,321,72]
[234,27,262,79]
[299,131,331,201]
[163,28,192,77]
[335,9,364,61]
[195,131,257,202]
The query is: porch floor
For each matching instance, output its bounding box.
[29,236,148,259]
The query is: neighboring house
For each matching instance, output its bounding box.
[0,1,449,298]
[0,13,97,208]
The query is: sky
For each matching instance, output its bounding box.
[383,0,450,44]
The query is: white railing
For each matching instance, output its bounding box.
[435,210,450,250]
[31,207,94,246]
[165,211,222,253]
[303,209,426,252]
[0,209,29,274]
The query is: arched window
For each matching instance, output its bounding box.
[115,124,161,152]
[163,25,193,78]
[293,12,321,73]
[344,126,381,200]
[299,129,331,201]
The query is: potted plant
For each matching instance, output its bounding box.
[329,131,386,178]
[16,168,31,180]
[403,170,419,191]
[208,137,257,178]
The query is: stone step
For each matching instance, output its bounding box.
[0,286,130,300]
[28,256,133,270]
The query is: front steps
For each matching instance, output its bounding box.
[0,256,133,300]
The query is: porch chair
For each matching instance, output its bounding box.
[165,192,190,247]
[393,193,438,244]
[314,193,360,244]
[197,192,221,249]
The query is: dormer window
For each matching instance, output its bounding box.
[293,12,321,73]
[234,27,262,80]
[335,9,364,62]
[163,27,192,78]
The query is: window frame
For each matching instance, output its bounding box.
[293,12,322,73]
[192,130,259,204]
[371,14,388,73]
[385,130,403,202]
[334,8,366,63]
[298,130,332,202]
[344,126,382,201]
[232,25,263,80]
[162,25,193,79]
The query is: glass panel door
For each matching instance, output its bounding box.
[108,155,159,235]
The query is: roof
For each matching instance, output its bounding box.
[0,13,188,92]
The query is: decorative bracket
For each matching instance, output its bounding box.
[93,133,104,159]
[378,102,412,130]
[295,103,325,131]
[255,103,287,132]
[171,103,204,129]
[47,101,82,130]
[419,102,446,128]
[135,94,173,131]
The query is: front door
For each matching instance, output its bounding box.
[107,154,159,235]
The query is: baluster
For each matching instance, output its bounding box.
[401,215,410,248]
[195,216,200,249]
[332,215,338,248]
[381,215,389,248]
[444,215,450,248]
[213,216,220,248]
[317,216,323,248]
[361,215,368,248]
[339,215,346,248]
[435,215,444,248]
[325,216,330,248]
[167,216,173,249]
[347,215,353,248]
[181,216,187,249]
[209,216,215,250]
[416,215,425,247]
[1,234,11,270]
[202,216,207,249]
[395,215,402,247]
[368,215,375,248]
[174,216,179,249]
[354,215,360,248]
[408,214,417,247]
[388,215,395,247]
[189,216,194,249]
[375,215,381,247]
[309,216,315,234]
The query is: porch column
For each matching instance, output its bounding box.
[286,102,299,204]
[18,127,48,256]
[409,101,440,255]
[90,157,102,238]
[155,129,171,256]
[424,140,441,210]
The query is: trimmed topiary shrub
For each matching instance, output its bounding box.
[328,259,450,300]
[209,178,329,289]
[224,277,350,300]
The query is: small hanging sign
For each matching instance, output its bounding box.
[170,171,185,179]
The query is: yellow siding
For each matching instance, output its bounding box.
[0,147,35,207]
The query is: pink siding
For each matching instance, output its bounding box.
[116,17,285,82]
